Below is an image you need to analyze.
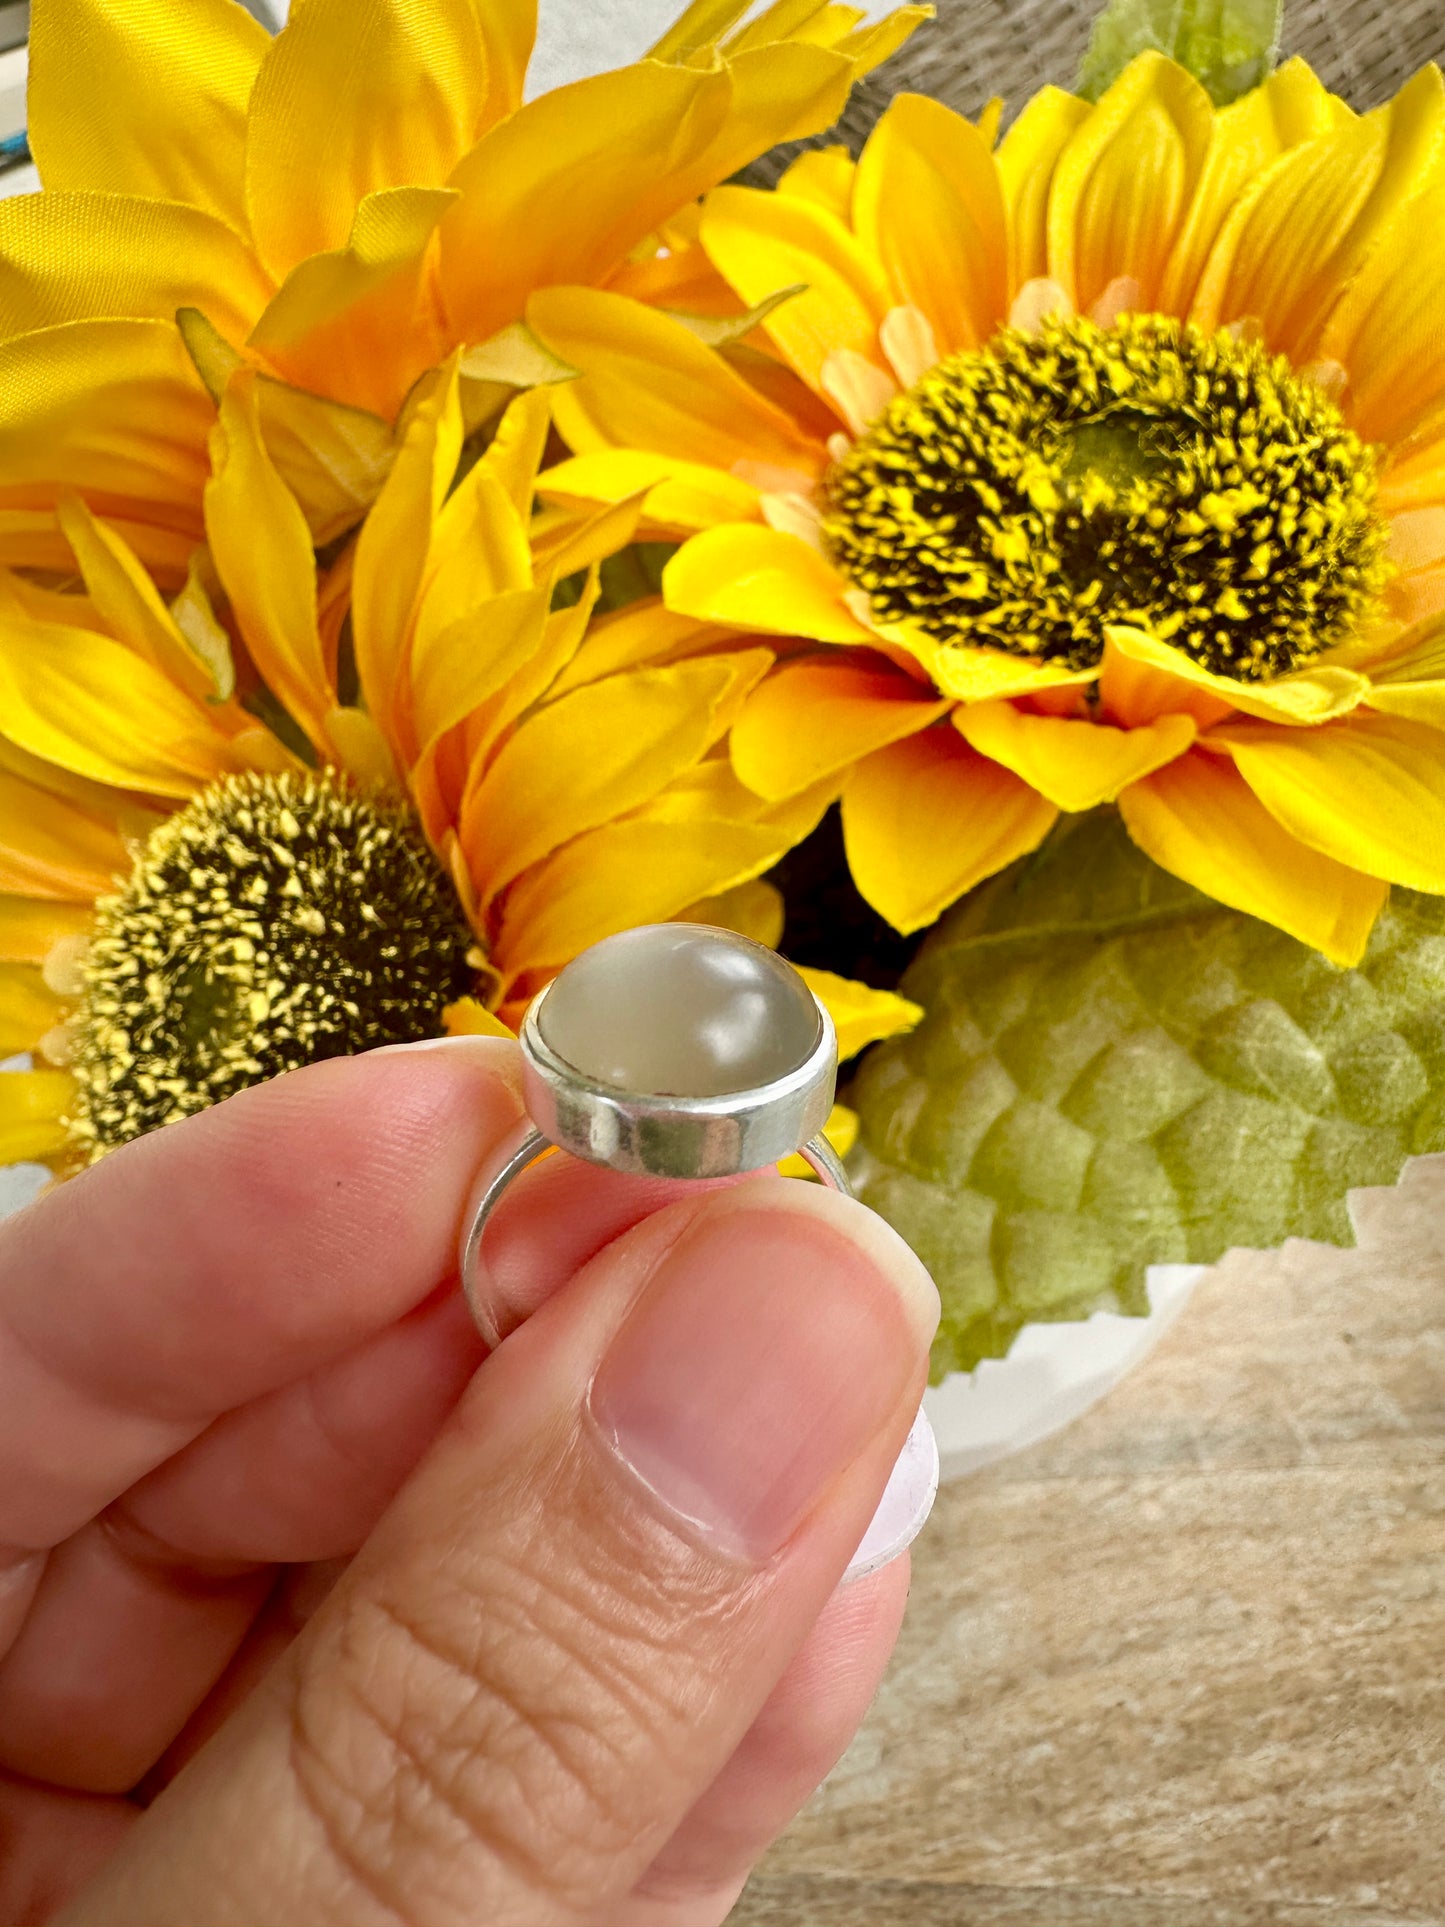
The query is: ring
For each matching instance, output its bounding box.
[458,921,938,1577]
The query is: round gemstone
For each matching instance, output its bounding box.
[537,924,822,1098]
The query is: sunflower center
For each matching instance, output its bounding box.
[67,770,479,1159]
[822,313,1388,682]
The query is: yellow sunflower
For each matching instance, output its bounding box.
[0,0,924,578]
[532,51,1445,965]
[0,370,884,1171]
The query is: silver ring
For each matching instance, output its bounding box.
[461,1123,850,1348]
[459,924,849,1348]
[455,923,938,1580]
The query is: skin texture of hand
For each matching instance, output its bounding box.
[0,1038,938,1927]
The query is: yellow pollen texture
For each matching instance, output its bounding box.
[68,770,479,1158]
[822,314,1388,681]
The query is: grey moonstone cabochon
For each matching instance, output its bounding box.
[537,926,823,1099]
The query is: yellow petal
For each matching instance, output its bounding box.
[465,656,760,901]
[648,0,755,56]
[0,965,66,1054]
[841,728,1058,932]
[664,524,874,643]
[796,965,923,1059]
[1220,709,1445,892]
[0,193,272,345]
[1097,631,1235,728]
[539,451,762,533]
[0,509,193,587]
[0,897,92,966]
[244,0,513,277]
[923,645,1096,705]
[1319,172,1445,450]
[852,93,1008,355]
[548,601,732,698]
[528,496,647,583]
[1048,53,1215,312]
[1193,65,1445,356]
[497,765,833,979]
[55,495,214,706]
[479,386,553,519]
[700,183,890,394]
[1118,748,1387,964]
[170,550,238,704]
[28,0,265,227]
[732,657,950,798]
[0,589,238,799]
[0,765,131,902]
[778,143,857,220]
[351,363,464,756]
[954,701,1196,811]
[0,1066,77,1164]
[246,186,457,418]
[1158,57,1345,315]
[322,705,400,790]
[437,61,735,347]
[442,996,515,1041]
[0,320,212,536]
[1106,624,1370,724]
[531,286,824,483]
[459,581,603,781]
[996,86,1091,289]
[205,374,332,750]
[410,586,551,757]
[681,877,786,946]
[422,464,534,650]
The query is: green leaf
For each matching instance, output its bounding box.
[847,812,1445,1381]
[1077,0,1283,105]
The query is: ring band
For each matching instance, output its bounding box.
[461,1119,852,1350]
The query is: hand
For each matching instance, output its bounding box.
[0,1040,937,1926]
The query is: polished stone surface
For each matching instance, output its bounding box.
[536,925,821,1098]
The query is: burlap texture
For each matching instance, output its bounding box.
[748,0,1445,180]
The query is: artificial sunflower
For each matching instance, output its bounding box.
[0,371,873,1171]
[0,0,924,579]
[533,50,1445,965]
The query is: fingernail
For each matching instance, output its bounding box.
[589,1190,938,1563]
[371,1035,514,1056]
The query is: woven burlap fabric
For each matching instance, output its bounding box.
[749,0,1445,181]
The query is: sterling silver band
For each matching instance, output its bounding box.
[460,1120,851,1349]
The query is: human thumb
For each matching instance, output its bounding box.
[59,1175,937,1927]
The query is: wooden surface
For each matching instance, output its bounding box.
[736,1157,1445,1926]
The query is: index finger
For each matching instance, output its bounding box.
[0,1039,523,1550]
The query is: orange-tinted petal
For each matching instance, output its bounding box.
[530,286,824,483]
[1220,708,1445,892]
[954,700,1196,810]
[852,93,1007,355]
[1118,748,1387,964]
[1193,65,1445,358]
[701,182,889,394]
[996,86,1091,290]
[841,727,1057,932]
[1048,53,1215,312]
[664,524,873,643]
[732,656,949,797]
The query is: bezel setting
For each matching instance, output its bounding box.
[519,979,838,1179]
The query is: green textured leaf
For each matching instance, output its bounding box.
[847,813,1445,1381]
[1077,0,1282,105]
